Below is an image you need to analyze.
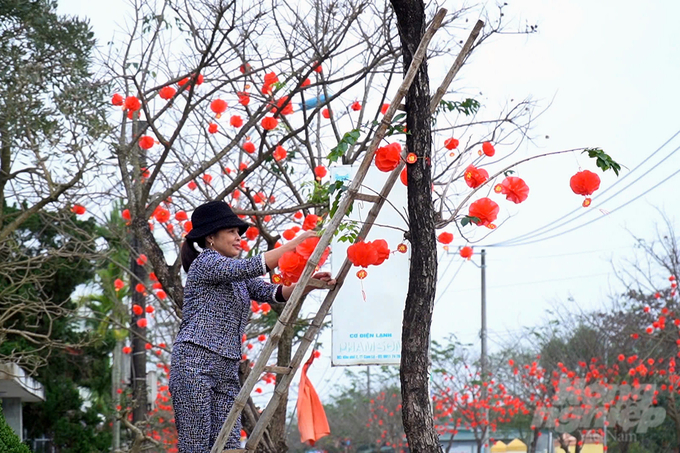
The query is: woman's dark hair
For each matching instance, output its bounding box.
[181,237,206,272]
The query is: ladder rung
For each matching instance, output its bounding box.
[263,365,293,375]
[354,193,382,203]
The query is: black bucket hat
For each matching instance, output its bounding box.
[185,200,249,240]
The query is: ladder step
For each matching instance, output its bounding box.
[354,193,382,203]
[263,365,293,375]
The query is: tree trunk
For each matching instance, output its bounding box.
[389,0,441,452]
[130,230,148,425]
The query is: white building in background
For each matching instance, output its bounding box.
[0,362,45,441]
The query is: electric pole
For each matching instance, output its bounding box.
[481,249,488,453]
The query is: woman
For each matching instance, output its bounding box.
[169,200,334,452]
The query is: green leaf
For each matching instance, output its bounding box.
[461,215,481,227]
[583,148,622,176]
[503,170,515,177]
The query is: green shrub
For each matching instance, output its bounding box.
[0,404,31,453]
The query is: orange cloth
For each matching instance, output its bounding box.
[297,353,330,446]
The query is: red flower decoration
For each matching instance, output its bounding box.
[464,165,489,189]
[111,93,124,106]
[264,72,279,86]
[125,96,141,111]
[351,101,361,111]
[133,304,143,315]
[275,96,294,115]
[400,167,408,186]
[375,143,401,172]
[278,251,306,283]
[371,239,390,265]
[202,174,212,185]
[114,279,125,290]
[136,254,147,265]
[175,210,188,221]
[184,221,193,233]
[122,346,132,354]
[347,241,378,268]
[208,123,218,134]
[154,207,170,223]
[459,246,473,259]
[283,229,296,240]
[570,170,601,196]
[71,204,86,215]
[302,214,320,231]
[238,91,250,106]
[498,176,530,204]
[380,103,389,115]
[261,116,278,131]
[437,232,453,244]
[468,197,499,227]
[137,318,148,328]
[322,108,331,119]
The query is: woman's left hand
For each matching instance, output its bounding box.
[306,272,336,292]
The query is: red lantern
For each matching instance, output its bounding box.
[406,153,417,164]
[175,210,188,221]
[243,141,256,153]
[71,204,86,215]
[230,115,243,128]
[273,145,287,161]
[278,251,306,283]
[437,232,453,244]
[296,237,330,266]
[260,303,271,314]
[301,78,311,87]
[482,142,495,157]
[210,99,227,118]
[184,221,193,233]
[294,211,303,220]
[380,103,389,115]
[111,93,124,106]
[159,86,176,100]
[282,229,296,240]
[371,239,390,265]
[154,207,170,223]
[464,165,489,189]
[122,346,132,354]
[238,91,250,106]
[145,305,154,313]
[125,96,141,111]
[570,170,601,196]
[314,165,327,179]
[302,214,320,231]
[357,269,368,279]
[258,334,266,342]
[245,226,259,241]
[351,101,361,111]
[261,116,278,131]
[264,72,279,86]
[444,138,459,150]
[468,197,499,227]
[114,279,125,290]
[139,135,155,150]
[397,243,408,253]
[136,254,148,265]
[322,108,331,119]
[208,123,218,134]
[275,96,294,115]
[137,318,148,328]
[459,246,473,259]
[498,176,530,204]
[375,143,401,172]
[135,284,145,293]
[202,174,213,185]
[347,241,378,268]
[400,167,408,186]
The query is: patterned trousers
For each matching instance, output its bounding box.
[170,341,242,452]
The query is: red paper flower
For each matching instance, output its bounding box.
[136,254,148,265]
[210,99,227,118]
[184,221,193,232]
[380,103,389,114]
[498,176,530,204]
[278,251,306,283]
[444,138,459,150]
[297,237,330,266]
[464,165,489,189]
[375,143,401,172]
[314,166,327,179]
[154,207,170,223]
[258,334,266,342]
[322,108,331,119]
[294,211,303,220]
[238,91,250,106]
[208,123,218,134]
[468,197,499,227]
[283,229,296,240]
[264,72,279,86]
[135,283,145,293]
[460,246,473,259]
[187,181,197,190]
[132,304,143,315]
[347,241,378,268]
[570,170,601,196]
[159,86,176,100]
[437,232,453,244]
[351,101,361,111]
[482,142,495,157]
[275,96,294,115]
[202,174,212,185]
[262,116,278,130]
[245,226,259,241]
[114,279,125,290]
[230,115,243,128]
[137,318,148,328]
[371,239,390,265]
[175,210,188,221]
[156,290,167,300]
[243,141,256,153]
[400,167,408,186]
[301,78,311,87]
[302,214,319,231]
[111,93,124,106]
[122,346,132,354]
[139,136,155,150]
[260,303,271,314]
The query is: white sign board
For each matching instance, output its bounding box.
[331,165,410,366]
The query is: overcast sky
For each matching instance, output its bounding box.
[57,0,680,405]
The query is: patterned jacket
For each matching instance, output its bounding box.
[174,249,280,360]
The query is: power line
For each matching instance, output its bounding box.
[491,128,680,246]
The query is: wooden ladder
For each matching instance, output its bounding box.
[211,11,483,453]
